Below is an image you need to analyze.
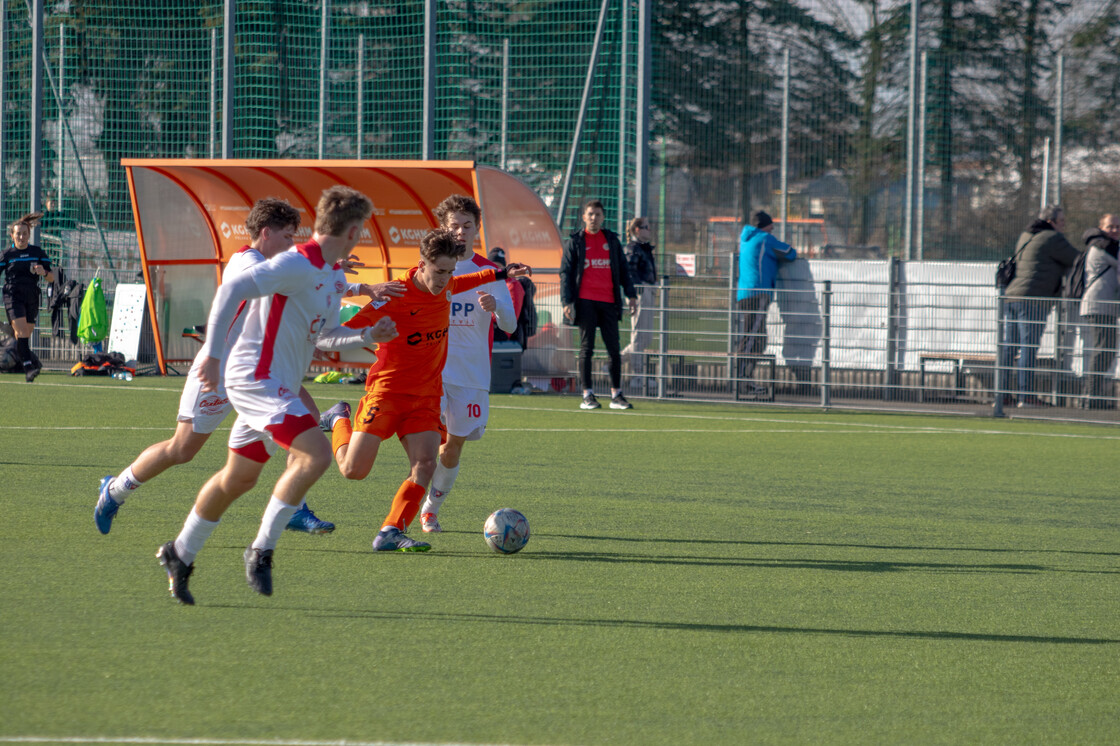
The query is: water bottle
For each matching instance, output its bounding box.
[113,370,133,382]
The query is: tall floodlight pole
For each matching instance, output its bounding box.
[1054,54,1064,205]
[555,0,611,229]
[422,0,436,159]
[318,0,329,159]
[357,34,364,159]
[779,49,790,244]
[58,23,65,213]
[210,28,217,158]
[1040,137,1051,210]
[500,38,509,170]
[617,0,629,236]
[222,0,234,158]
[30,0,44,240]
[0,5,6,223]
[917,50,928,261]
[903,0,919,260]
[634,0,651,222]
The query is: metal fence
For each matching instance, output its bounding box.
[520,261,1120,420]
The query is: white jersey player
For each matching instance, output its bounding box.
[154,186,397,605]
[419,195,517,532]
[95,200,344,535]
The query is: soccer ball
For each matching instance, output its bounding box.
[484,508,530,554]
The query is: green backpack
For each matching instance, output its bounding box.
[77,277,109,343]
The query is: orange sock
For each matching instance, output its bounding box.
[331,418,353,456]
[384,479,426,531]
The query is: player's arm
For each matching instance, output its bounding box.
[484,279,517,333]
[316,317,398,350]
[345,280,406,301]
[196,271,265,391]
[452,263,532,295]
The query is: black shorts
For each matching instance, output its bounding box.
[4,286,41,323]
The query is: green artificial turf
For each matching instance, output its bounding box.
[1,373,1117,745]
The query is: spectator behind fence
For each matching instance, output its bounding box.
[1078,213,1120,410]
[620,216,657,390]
[998,204,1080,408]
[735,211,797,396]
[560,199,638,411]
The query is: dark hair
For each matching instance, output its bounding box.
[420,228,465,262]
[1039,204,1063,225]
[582,199,605,214]
[627,216,648,237]
[9,211,43,235]
[487,247,507,266]
[245,198,300,240]
[314,186,373,236]
[434,194,481,227]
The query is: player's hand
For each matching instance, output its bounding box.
[505,262,532,278]
[197,357,221,393]
[477,290,496,313]
[366,317,398,343]
[365,281,406,301]
[562,304,574,323]
[340,255,366,275]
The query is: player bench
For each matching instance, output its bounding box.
[918,352,996,403]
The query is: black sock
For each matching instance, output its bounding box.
[16,338,32,369]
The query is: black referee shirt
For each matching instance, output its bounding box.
[1,244,52,294]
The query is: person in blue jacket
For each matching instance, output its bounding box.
[735,211,797,389]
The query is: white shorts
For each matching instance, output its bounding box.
[177,367,232,434]
[226,379,316,457]
[441,382,489,441]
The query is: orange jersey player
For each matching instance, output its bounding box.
[319,228,532,552]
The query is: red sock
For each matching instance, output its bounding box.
[384,479,425,531]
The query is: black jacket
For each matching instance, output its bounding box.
[625,239,657,286]
[560,227,636,315]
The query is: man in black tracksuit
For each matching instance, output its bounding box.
[560,199,637,411]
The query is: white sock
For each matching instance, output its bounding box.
[174,509,220,566]
[422,463,460,514]
[109,466,144,503]
[252,496,298,552]
[611,388,621,398]
[583,389,594,397]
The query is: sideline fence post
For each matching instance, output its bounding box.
[657,276,668,400]
[821,280,831,409]
[994,292,1006,417]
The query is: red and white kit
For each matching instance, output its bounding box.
[177,246,262,433]
[200,241,368,457]
[442,252,516,439]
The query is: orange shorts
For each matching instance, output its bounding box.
[353,392,446,443]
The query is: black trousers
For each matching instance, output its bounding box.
[576,297,621,391]
[734,294,770,379]
[1082,314,1118,407]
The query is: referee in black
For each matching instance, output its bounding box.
[2,212,54,382]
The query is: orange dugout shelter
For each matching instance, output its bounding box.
[122,159,563,375]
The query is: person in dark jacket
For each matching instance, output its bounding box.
[1078,214,1120,409]
[560,199,638,410]
[620,217,657,387]
[998,204,1080,408]
[1,212,54,382]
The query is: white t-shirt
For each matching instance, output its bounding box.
[443,252,516,391]
[204,241,348,392]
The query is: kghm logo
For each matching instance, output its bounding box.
[389,226,401,244]
[407,331,423,345]
[221,222,232,239]
[388,226,428,244]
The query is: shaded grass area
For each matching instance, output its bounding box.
[1,374,1117,745]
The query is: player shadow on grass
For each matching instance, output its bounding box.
[238,606,1119,646]
[545,532,1120,558]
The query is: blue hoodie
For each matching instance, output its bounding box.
[737,225,797,302]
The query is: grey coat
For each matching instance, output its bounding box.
[1079,230,1120,318]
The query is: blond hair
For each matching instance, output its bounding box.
[314,186,373,236]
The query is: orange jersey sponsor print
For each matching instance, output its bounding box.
[343,264,497,397]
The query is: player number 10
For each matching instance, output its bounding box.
[467,403,481,418]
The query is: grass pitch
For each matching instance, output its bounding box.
[1,373,1117,745]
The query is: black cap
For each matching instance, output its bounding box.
[754,211,773,229]
[488,247,507,266]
